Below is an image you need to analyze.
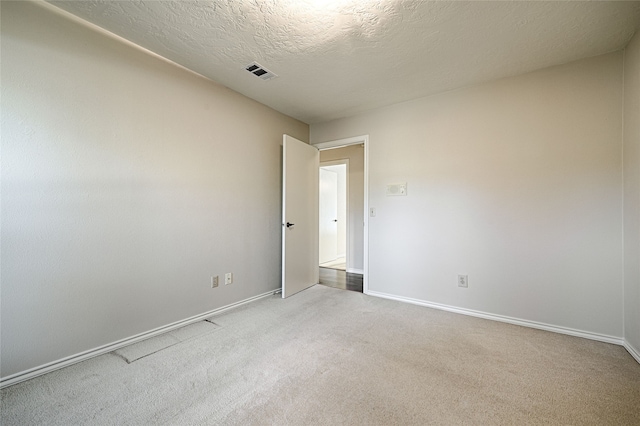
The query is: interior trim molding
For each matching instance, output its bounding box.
[347,268,364,274]
[0,289,279,390]
[367,290,625,346]
[624,340,640,364]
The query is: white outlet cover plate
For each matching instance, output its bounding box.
[458,275,468,288]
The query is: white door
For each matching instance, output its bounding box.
[282,135,319,298]
[319,168,338,264]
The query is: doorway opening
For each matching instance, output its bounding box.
[315,136,368,293]
[319,162,347,271]
[280,134,369,298]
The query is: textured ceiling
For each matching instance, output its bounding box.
[48,1,640,124]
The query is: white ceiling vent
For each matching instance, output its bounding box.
[244,62,277,81]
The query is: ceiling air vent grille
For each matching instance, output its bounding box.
[244,62,277,81]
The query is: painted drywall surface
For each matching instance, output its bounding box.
[49,1,640,124]
[624,31,640,354]
[312,52,624,337]
[320,146,365,272]
[1,1,308,377]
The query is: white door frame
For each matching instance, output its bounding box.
[314,135,369,294]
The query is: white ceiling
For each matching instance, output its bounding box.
[49,1,640,124]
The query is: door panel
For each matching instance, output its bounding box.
[282,135,319,298]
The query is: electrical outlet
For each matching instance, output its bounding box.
[458,275,468,288]
[225,273,233,285]
[211,276,219,288]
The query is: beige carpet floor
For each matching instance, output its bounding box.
[2,285,639,425]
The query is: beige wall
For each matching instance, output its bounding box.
[312,52,624,339]
[624,31,640,359]
[320,146,365,272]
[1,1,308,378]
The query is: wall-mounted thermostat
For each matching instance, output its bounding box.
[386,183,407,196]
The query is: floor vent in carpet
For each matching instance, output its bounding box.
[114,320,221,363]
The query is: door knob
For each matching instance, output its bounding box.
[286,222,295,228]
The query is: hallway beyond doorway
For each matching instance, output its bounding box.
[319,257,346,271]
[319,267,363,293]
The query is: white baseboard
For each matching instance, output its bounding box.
[624,340,640,364]
[0,289,279,389]
[346,268,364,274]
[366,290,624,346]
